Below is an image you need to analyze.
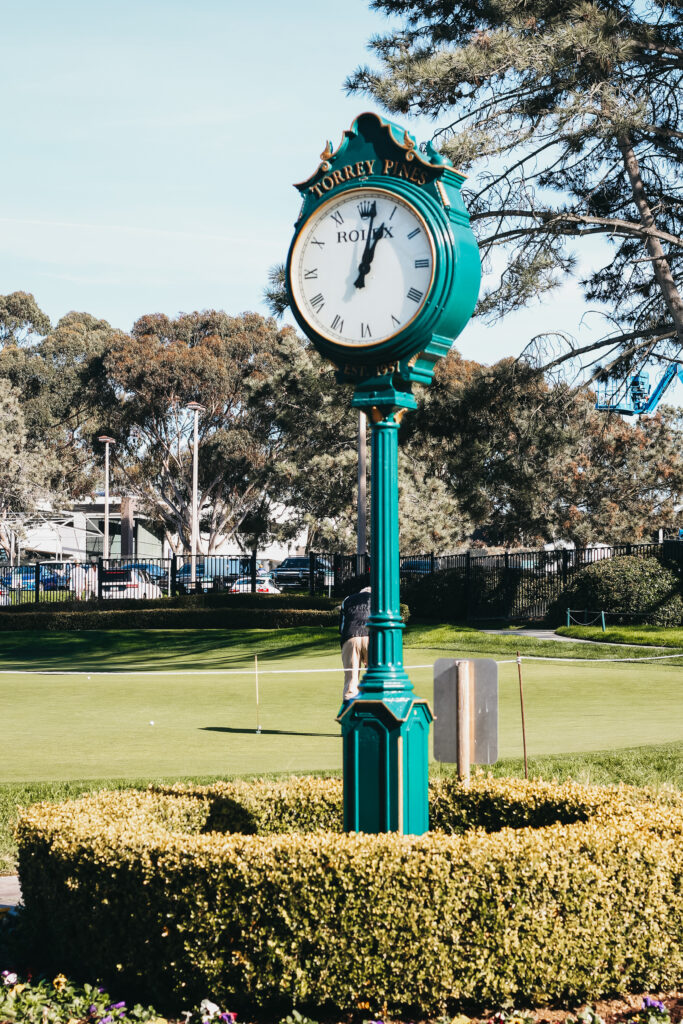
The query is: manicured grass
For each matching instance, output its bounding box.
[1,625,681,873]
[0,625,680,778]
[558,624,683,647]
[407,622,683,659]
[0,623,679,672]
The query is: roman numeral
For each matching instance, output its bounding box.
[414,258,429,268]
[310,293,325,312]
[331,210,344,226]
[389,206,397,220]
[311,237,325,248]
[407,228,420,239]
[391,314,401,326]
[361,323,372,339]
[304,269,318,279]
[331,314,344,332]
[407,287,423,303]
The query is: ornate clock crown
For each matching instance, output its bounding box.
[358,200,375,218]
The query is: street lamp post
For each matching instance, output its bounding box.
[97,436,116,561]
[186,403,205,589]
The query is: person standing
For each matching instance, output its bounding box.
[71,562,87,601]
[339,586,371,710]
[86,560,98,599]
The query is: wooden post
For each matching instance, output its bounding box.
[456,659,471,786]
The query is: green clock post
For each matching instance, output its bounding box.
[286,112,481,835]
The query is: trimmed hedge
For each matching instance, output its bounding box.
[0,606,338,631]
[547,555,683,627]
[2,591,339,614]
[403,567,468,621]
[16,776,683,1017]
[0,596,409,631]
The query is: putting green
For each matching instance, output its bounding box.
[1,631,680,781]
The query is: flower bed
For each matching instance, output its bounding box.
[14,777,683,1018]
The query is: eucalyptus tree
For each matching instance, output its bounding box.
[101,310,298,555]
[348,0,683,383]
[0,297,117,550]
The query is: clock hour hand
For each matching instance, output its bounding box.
[355,216,386,289]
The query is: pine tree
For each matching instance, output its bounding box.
[348,0,683,381]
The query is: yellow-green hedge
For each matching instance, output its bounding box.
[15,777,683,1017]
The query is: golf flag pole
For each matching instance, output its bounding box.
[255,655,261,734]
[516,651,528,779]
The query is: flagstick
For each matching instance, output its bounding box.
[516,651,528,779]
[255,655,261,734]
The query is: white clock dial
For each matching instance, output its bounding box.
[290,187,435,347]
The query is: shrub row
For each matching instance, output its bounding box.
[0,606,338,631]
[3,591,339,614]
[16,776,683,1017]
[402,555,683,625]
[546,555,683,626]
[0,597,408,631]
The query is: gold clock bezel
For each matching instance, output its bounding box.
[289,186,437,349]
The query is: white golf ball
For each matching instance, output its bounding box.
[150,721,155,726]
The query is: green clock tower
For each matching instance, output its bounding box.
[286,112,481,835]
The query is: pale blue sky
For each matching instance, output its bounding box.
[2,0,681,402]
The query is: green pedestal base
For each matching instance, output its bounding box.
[340,698,433,835]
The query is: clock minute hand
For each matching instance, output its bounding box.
[354,201,377,289]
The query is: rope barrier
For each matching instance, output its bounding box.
[1,652,682,676]
[567,609,604,627]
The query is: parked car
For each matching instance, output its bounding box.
[229,575,281,594]
[175,562,215,593]
[399,556,432,580]
[120,561,170,583]
[3,565,65,592]
[272,556,330,590]
[100,567,162,600]
[176,556,253,592]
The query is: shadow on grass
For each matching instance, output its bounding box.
[201,726,339,738]
[0,627,338,672]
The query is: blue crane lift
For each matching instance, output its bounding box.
[595,362,683,415]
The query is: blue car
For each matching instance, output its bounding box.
[4,565,64,591]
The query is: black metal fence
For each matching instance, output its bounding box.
[401,541,681,621]
[0,541,680,618]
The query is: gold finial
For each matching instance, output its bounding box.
[403,130,416,160]
[320,141,334,161]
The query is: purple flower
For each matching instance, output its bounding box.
[643,999,666,1013]
[107,1003,126,1010]
[100,1017,114,1024]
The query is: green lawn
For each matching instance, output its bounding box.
[557,624,683,647]
[1,626,681,783]
[1,624,682,875]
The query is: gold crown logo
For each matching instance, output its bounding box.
[358,200,375,218]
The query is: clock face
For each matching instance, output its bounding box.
[289,187,435,347]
